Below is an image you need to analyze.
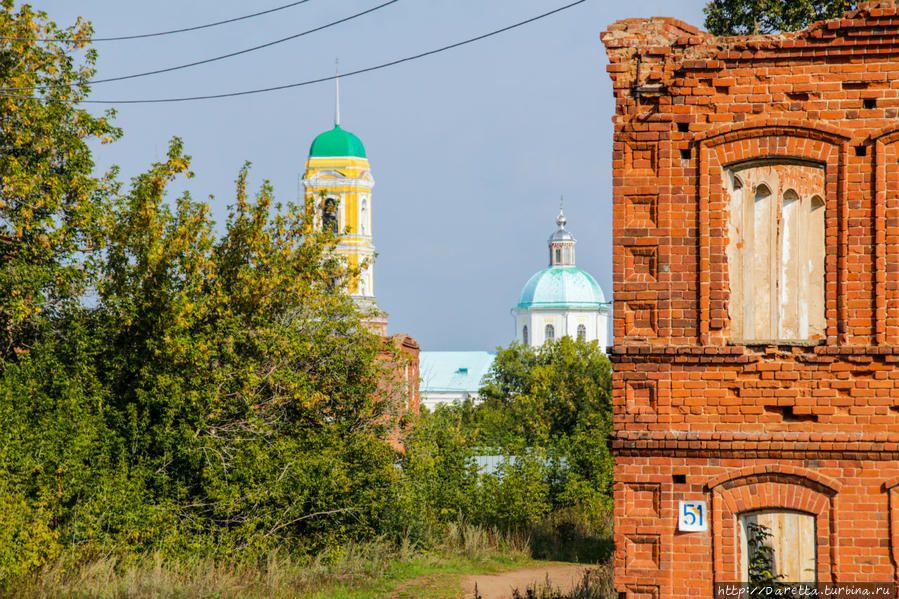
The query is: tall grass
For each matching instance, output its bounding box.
[3,509,613,598]
[7,547,397,599]
[509,565,616,599]
[528,506,614,564]
[442,521,531,560]
[3,523,532,599]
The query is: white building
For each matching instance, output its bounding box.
[418,351,496,411]
[512,209,610,349]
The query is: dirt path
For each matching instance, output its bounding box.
[462,564,591,599]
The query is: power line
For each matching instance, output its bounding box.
[1,0,587,105]
[4,0,399,91]
[0,0,315,43]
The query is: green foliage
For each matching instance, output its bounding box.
[473,338,612,446]
[0,132,404,578]
[704,0,855,35]
[400,338,614,561]
[0,1,120,356]
[0,3,615,588]
[746,522,785,587]
[465,338,614,504]
[397,405,479,540]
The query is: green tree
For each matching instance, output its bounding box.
[397,405,479,541]
[0,1,119,357]
[0,3,410,568]
[471,338,612,449]
[0,132,408,579]
[704,0,855,35]
[461,338,615,524]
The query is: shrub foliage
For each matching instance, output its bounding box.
[0,3,615,586]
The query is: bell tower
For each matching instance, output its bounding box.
[301,77,386,333]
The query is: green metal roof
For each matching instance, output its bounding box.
[516,266,606,309]
[309,125,366,158]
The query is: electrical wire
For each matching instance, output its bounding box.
[0,0,315,42]
[4,0,399,91]
[0,0,586,105]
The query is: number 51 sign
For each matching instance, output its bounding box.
[678,500,708,532]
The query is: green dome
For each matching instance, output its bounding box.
[517,266,606,309]
[309,125,366,158]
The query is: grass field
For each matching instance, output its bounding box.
[5,524,568,599]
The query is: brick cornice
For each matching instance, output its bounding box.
[610,343,899,363]
[611,430,899,458]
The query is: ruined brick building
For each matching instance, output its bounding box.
[602,1,899,594]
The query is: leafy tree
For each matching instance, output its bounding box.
[0,1,119,357]
[454,338,614,527]
[0,129,409,578]
[470,338,612,449]
[704,0,855,35]
[0,3,410,567]
[396,405,479,542]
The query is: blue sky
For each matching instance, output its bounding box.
[32,0,709,350]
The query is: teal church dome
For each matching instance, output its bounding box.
[517,266,606,309]
[309,125,366,158]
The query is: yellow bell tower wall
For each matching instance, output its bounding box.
[302,155,375,298]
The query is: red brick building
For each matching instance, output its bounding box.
[603,1,899,595]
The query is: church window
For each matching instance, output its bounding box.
[554,248,562,264]
[725,162,825,342]
[577,324,586,340]
[323,198,339,235]
[545,324,555,342]
[522,325,529,345]
[359,277,367,296]
[361,199,368,235]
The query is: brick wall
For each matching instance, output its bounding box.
[603,1,899,595]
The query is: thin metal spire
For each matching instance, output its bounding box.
[334,58,341,126]
[556,195,567,229]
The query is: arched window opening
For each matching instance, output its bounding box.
[359,277,367,296]
[323,198,339,235]
[726,163,825,342]
[577,324,586,340]
[554,248,562,264]
[361,199,368,235]
[522,325,529,345]
[545,324,555,342]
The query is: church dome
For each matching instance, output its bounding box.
[309,125,367,158]
[517,266,606,309]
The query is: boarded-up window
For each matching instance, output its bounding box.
[738,511,816,583]
[725,162,825,341]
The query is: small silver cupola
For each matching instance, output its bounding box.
[548,198,576,266]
